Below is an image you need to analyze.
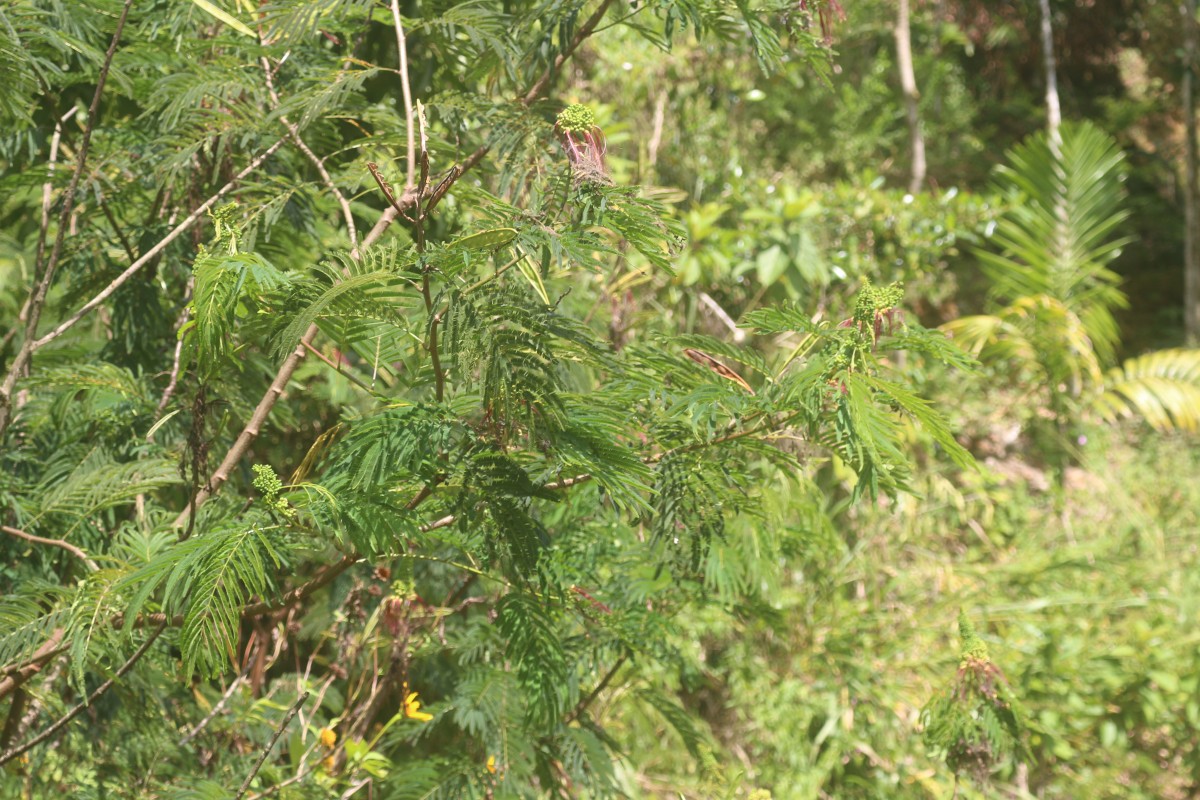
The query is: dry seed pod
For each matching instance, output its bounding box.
[683,348,755,395]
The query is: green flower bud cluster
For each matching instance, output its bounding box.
[252,464,294,518]
[556,103,596,134]
[853,280,904,329]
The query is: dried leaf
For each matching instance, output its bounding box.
[683,348,754,395]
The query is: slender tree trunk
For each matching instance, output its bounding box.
[1184,0,1200,341]
[895,0,926,194]
[1038,0,1062,150]
[1037,0,1077,476]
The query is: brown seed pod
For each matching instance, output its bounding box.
[683,348,755,395]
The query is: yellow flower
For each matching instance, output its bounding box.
[319,728,337,748]
[486,755,497,774]
[403,685,434,722]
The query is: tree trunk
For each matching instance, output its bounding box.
[1038,0,1062,150]
[895,0,926,194]
[1184,0,1200,341]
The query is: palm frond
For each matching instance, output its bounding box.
[1095,348,1200,432]
[981,120,1131,364]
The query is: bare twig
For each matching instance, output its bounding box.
[245,769,312,800]
[0,623,166,767]
[244,703,343,800]
[359,207,400,255]
[2,652,67,750]
[543,473,592,490]
[33,107,79,294]
[242,556,360,617]
[261,56,358,249]
[565,653,627,724]
[98,197,139,263]
[698,292,747,343]
[154,275,195,418]
[0,630,65,704]
[171,182,402,524]
[171,318,309,529]
[0,689,27,749]
[0,0,134,438]
[178,672,248,746]
[429,310,444,402]
[1,525,98,572]
[340,779,371,799]
[235,691,310,800]
[115,553,361,630]
[646,90,667,174]
[389,0,417,190]
[420,514,457,532]
[300,339,384,398]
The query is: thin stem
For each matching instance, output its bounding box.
[521,0,616,105]
[154,276,195,419]
[0,690,27,751]
[300,339,387,399]
[649,410,805,465]
[174,201,405,523]
[171,315,311,529]
[698,292,746,343]
[98,196,138,263]
[245,770,312,800]
[0,630,65,703]
[0,623,167,768]
[543,473,591,490]
[178,671,247,746]
[1,525,98,572]
[565,653,627,724]
[32,107,78,289]
[235,691,310,800]
[261,56,359,249]
[389,0,416,191]
[464,251,529,294]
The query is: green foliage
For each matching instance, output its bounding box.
[2,0,1196,798]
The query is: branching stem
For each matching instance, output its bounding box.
[1,525,98,572]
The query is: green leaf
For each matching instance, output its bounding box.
[187,0,257,37]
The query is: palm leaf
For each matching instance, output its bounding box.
[1094,348,1200,432]
[981,120,1131,366]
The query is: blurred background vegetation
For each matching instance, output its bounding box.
[586,1,1200,796]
